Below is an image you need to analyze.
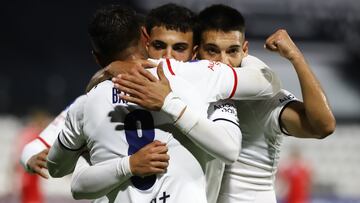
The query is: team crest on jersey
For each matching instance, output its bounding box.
[208,61,221,71]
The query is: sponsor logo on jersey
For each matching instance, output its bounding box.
[112,87,128,104]
[279,94,295,103]
[213,102,236,114]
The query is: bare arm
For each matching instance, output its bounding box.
[265,29,336,138]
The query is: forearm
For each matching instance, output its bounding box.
[291,55,335,137]
[71,156,132,200]
[162,93,241,163]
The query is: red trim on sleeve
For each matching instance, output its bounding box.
[165,58,175,75]
[37,137,51,148]
[228,64,238,99]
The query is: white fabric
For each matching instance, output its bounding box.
[218,89,298,203]
[50,56,280,203]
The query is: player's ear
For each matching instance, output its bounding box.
[242,40,249,57]
[141,26,150,41]
[191,45,199,60]
[92,50,102,67]
[141,26,151,52]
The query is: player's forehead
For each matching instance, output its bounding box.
[149,26,193,44]
[201,30,243,48]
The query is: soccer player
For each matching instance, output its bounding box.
[47,4,281,203]
[145,3,197,61]
[116,4,336,203]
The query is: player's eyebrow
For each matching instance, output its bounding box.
[202,43,219,48]
[228,45,241,49]
[173,42,189,47]
[151,40,167,45]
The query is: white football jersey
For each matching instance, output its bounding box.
[218,89,298,202]
[60,80,207,203]
[58,57,280,202]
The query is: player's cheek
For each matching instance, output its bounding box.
[148,48,164,59]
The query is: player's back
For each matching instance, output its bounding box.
[82,80,207,203]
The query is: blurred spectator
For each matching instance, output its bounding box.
[14,110,51,203]
[278,147,312,203]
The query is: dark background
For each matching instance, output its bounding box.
[1,0,359,121]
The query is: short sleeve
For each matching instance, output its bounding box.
[58,95,87,150]
[262,89,298,134]
[207,99,239,127]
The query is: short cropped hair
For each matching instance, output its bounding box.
[197,4,245,38]
[145,3,197,34]
[88,5,142,66]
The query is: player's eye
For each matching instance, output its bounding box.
[173,44,188,52]
[151,41,167,50]
[227,48,240,55]
[204,47,219,56]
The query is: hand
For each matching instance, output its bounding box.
[105,59,157,77]
[27,149,49,179]
[265,29,304,62]
[129,140,169,177]
[112,62,171,111]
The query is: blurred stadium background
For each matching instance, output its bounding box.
[0,0,359,202]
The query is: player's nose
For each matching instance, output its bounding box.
[164,48,173,59]
[220,52,230,65]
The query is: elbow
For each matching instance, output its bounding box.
[71,182,88,200]
[315,118,336,139]
[221,146,240,165]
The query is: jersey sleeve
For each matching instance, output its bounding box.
[261,89,299,135]
[160,58,281,102]
[58,95,87,150]
[71,156,132,200]
[161,93,241,164]
[47,95,87,177]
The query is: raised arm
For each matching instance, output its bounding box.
[265,29,336,139]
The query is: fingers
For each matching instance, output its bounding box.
[33,166,49,179]
[265,34,279,51]
[139,69,158,82]
[157,62,168,82]
[140,60,157,69]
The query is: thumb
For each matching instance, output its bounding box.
[157,62,167,81]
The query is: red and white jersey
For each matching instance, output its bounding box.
[20,108,68,171]
[218,89,298,203]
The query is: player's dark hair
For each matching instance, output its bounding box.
[197,4,245,41]
[88,5,142,66]
[145,3,197,35]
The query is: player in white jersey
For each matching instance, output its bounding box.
[196,5,334,203]
[47,5,281,203]
[113,4,336,203]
